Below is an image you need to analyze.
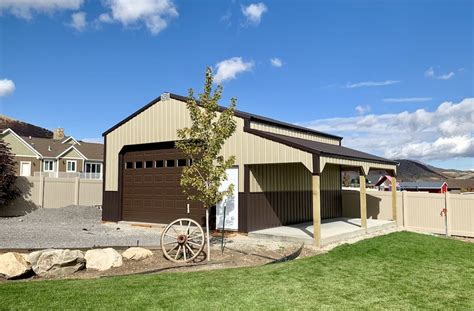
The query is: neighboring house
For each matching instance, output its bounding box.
[101,92,398,239]
[374,175,400,191]
[399,181,448,193]
[0,128,103,179]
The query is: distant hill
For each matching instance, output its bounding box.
[363,159,474,191]
[0,115,52,138]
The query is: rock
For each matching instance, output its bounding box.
[122,247,153,261]
[33,249,85,277]
[85,248,122,271]
[26,249,55,266]
[0,252,31,279]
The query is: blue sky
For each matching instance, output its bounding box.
[0,0,472,170]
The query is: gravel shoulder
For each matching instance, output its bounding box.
[0,206,163,249]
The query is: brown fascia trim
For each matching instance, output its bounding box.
[102,92,343,142]
[244,127,398,167]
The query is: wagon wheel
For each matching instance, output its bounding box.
[161,218,205,263]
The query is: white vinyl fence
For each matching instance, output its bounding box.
[0,176,103,217]
[342,189,474,238]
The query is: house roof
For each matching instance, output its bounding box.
[445,179,474,190]
[102,93,343,141]
[399,181,447,189]
[247,129,397,165]
[20,136,103,160]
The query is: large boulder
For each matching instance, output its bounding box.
[26,249,55,266]
[33,249,85,277]
[122,247,153,261]
[0,252,31,279]
[85,248,123,271]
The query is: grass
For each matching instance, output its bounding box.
[1,232,473,310]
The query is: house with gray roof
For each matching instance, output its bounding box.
[0,128,103,179]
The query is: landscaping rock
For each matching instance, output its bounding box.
[0,252,31,279]
[122,247,153,261]
[33,249,85,277]
[85,248,122,271]
[26,249,55,266]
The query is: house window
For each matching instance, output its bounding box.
[85,163,102,173]
[44,160,54,172]
[66,160,77,172]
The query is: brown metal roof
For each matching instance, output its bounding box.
[246,129,397,165]
[20,136,103,160]
[102,93,343,141]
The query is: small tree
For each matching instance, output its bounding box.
[0,139,19,206]
[176,68,237,261]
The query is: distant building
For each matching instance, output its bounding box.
[0,128,103,179]
[399,181,448,193]
[374,175,399,191]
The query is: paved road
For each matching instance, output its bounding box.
[0,206,162,249]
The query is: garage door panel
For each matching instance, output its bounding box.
[122,146,205,225]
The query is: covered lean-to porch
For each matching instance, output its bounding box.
[243,130,398,246]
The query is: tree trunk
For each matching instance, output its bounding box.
[206,208,210,261]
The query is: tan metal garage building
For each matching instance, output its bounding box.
[102,93,398,246]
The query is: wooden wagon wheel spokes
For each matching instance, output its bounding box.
[161,218,205,263]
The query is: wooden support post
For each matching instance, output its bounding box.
[359,173,367,230]
[312,174,321,247]
[391,176,397,223]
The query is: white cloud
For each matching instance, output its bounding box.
[355,105,371,115]
[383,97,432,103]
[242,3,267,25]
[69,11,86,31]
[270,58,283,67]
[0,79,15,97]
[0,0,83,19]
[300,98,474,162]
[345,80,400,88]
[98,13,113,23]
[100,0,178,35]
[214,57,254,83]
[424,67,455,80]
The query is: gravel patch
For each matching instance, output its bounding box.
[0,206,162,249]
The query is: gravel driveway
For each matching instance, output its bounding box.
[0,206,162,249]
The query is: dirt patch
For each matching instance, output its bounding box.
[0,234,322,282]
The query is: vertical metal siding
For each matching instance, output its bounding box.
[320,164,342,219]
[250,122,340,145]
[246,163,312,231]
[105,98,313,191]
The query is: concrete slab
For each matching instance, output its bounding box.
[248,218,396,246]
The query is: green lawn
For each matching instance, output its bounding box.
[1,232,473,310]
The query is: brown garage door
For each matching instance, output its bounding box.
[122,146,205,225]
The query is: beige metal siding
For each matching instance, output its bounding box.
[105,98,313,191]
[320,156,396,176]
[250,121,340,145]
[320,164,342,218]
[249,163,311,192]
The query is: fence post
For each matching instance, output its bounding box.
[445,191,451,237]
[402,191,408,228]
[74,177,80,206]
[38,175,45,208]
